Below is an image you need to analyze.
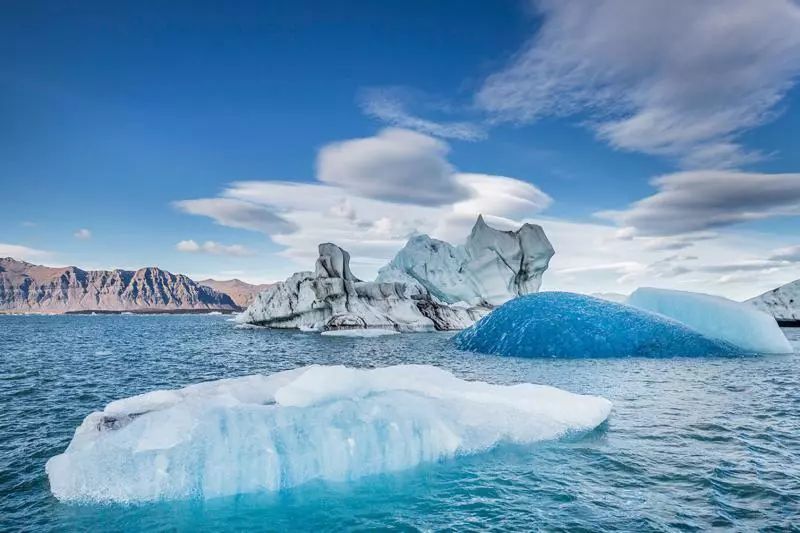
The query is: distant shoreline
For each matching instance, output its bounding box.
[0,308,240,316]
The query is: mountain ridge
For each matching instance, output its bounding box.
[0,257,239,313]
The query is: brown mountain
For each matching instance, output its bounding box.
[198,278,275,308]
[0,257,238,313]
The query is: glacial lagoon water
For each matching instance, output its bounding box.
[1,314,799,531]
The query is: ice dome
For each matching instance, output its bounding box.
[454,292,736,358]
[46,364,611,502]
[627,288,793,355]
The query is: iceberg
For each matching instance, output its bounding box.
[746,278,800,326]
[628,288,793,355]
[238,216,554,332]
[46,365,611,503]
[320,328,399,337]
[454,292,736,358]
[237,243,487,332]
[377,215,554,307]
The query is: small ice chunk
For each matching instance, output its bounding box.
[45,365,611,502]
[320,329,399,338]
[627,287,792,355]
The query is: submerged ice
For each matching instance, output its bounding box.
[46,364,611,502]
[454,292,736,358]
[627,288,793,355]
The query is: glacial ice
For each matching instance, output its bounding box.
[377,215,554,307]
[45,365,611,502]
[746,278,800,324]
[454,292,736,358]
[320,329,399,337]
[238,216,553,332]
[237,242,487,332]
[627,288,793,355]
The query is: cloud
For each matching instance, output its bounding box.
[360,88,487,141]
[598,170,800,236]
[20,221,36,228]
[173,130,799,300]
[0,243,52,261]
[769,245,800,262]
[175,240,254,256]
[317,128,469,206]
[476,0,800,167]
[173,198,297,235]
[73,228,92,240]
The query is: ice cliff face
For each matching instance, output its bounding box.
[0,257,238,313]
[377,215,554,307]
[238,243,488,331]
[747,279,800,325]
[239,216,554,331]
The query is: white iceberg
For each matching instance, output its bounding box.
[320,329,399,338]
[746,278,800,325]
[627,287,793,354]
[237,242,488,332]
[46,365,611,503]
[238,216,553,332]
[377,215,554,307]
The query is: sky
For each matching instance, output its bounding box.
[2,0,800,300]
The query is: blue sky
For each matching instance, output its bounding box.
[2,0,800,299]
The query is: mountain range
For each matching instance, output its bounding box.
[0,257,266,314]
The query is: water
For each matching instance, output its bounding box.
[1,315,799,531]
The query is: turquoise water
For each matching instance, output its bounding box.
[1,315,799,531]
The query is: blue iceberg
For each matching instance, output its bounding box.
[454,292,736,358]
[627,287,793,355]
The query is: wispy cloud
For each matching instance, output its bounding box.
[360,88,486,141]
[0,243,52,261]
[477,0,800,168]
[598,170,800,236]
[173,198,297,235]
[73,228,92,240]
[175,240,254,257]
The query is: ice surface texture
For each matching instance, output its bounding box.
[46,364,611,502]
[746,279,800,323]
[454,292,736,358]
[238,243,487,332]
[377,215,554,307]
[320,329,399,337]
[628,288,793,354]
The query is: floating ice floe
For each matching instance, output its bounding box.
[45,364,611,502]
[627,287,792,355]
[320,329,399,338]
[454,292,736,358]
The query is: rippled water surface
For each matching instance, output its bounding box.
[1,315,799,531]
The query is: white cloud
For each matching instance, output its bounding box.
[175,240,254,256]
[360,88,486,141]
[174,130,799,300]
[0,243,52,262]
[73,228,91,240]
[598,170,800,236]
[317,128,468,206]
[769,245,800,262]
[477,0,800,167]
[173,198,297,234]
